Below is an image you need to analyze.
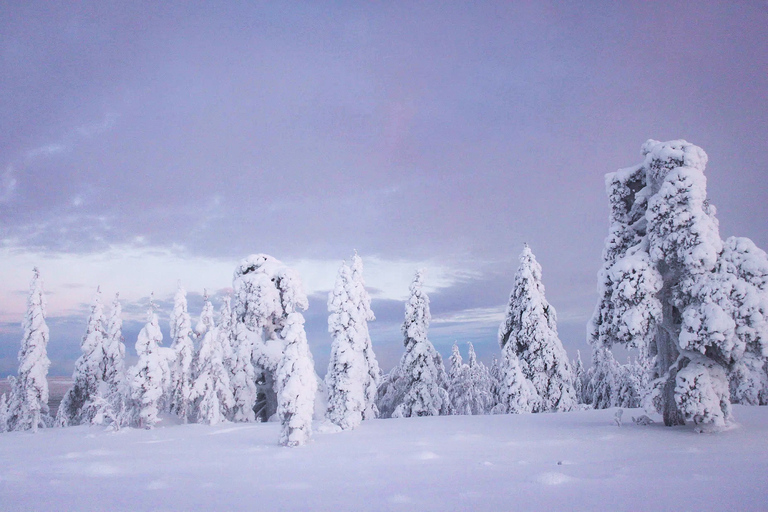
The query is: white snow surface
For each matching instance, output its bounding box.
[2,406,767,511]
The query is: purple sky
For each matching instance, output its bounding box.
[1,1,766,376]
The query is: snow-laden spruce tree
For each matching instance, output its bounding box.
[498,246,576,412]
[230,319,258,422]
[216,296,236,384]
[466,342,494,414]
[488,356,502,409]
[448,343,468,414]
[57,289,109,426]
[130,295,166,429]
[589,139,768,428]
[587,346,620,409]
[448,342,492,415]
[325,261,367,430]
[169,284,195,422]
[572,350,588,404]
[6,268,51,432]
[192,295,235,424]
[103,293,128,414]
[378,271,451,418]
[349,252,381,420]
[232,254,318,431]
[276,312,317,446]
[493,340,539,414]
[0,393,9,433]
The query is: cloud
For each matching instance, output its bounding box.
[0,242,481,323]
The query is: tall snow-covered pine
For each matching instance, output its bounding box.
[7,268,51,432]
[498,246,576,412]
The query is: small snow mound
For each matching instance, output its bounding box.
[537,472,574,485]
[390,494,413,504]
[315,420,343,434]
[416,451,439,460]
[147,480,167,490]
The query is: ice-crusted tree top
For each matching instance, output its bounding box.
[233,254,309,332]
[403,270,430,348]
[196,290,215,337]
[350,251,375,322]
[136,294,163,356]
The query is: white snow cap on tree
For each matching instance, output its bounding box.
[498,246,576,412]
[169,284,195,422]
[590,140,768,428]
[7,268,51,432]
[192,295,235,425]
[382,270,451,418]
[325,260,367,430]
[276,313,317,446]
[56,288,108,427]
[130,294,166,429]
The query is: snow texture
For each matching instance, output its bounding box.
[3,406,768,511]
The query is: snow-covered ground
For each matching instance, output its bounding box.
[1,406,767,511]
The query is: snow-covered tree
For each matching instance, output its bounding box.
[103,293,128,415]
[448,343,468,414]
[0,393,9,433]
[589,139,768,428]
[615,357,645,409]
[466,343,494,414]
[192,295,235,424]
[349,252,381,420]
[498,246,576,412]
[488,356,502,409]
[587,346,620,409]
[169,284,195,422]
[6,268,51,432]
[572,350,588,404]
[230,320,258,422]
[493,341,539,414]
[216,296,236,383]
[325,261,367,430]
[130,295,166,429]
[276,313,317,446]
[233,254,314,423]
[378,271,450,418]
[57,289,108,426]
[448,342,493,415]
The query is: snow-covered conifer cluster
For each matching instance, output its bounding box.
[5,144,767,442]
